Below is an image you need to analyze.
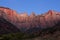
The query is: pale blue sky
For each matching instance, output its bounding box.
[0,0,60,15]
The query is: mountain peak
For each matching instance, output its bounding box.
[48,10,54,14]
[44,10,57,16]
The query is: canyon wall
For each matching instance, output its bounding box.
[0,7,60,32]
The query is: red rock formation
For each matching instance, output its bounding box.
[0,10,20,34]
[0,6,60,32]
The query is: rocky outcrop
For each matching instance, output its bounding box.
[0,10,20,34]
[0,6,60,33]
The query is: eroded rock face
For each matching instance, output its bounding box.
[0,11,20,34]
[0,6,60,33]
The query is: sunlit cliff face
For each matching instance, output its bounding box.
[19,13,28,17]
[0,6,60,32]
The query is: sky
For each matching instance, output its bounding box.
[0,0,60,15]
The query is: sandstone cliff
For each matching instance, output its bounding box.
[0,6,60,33]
